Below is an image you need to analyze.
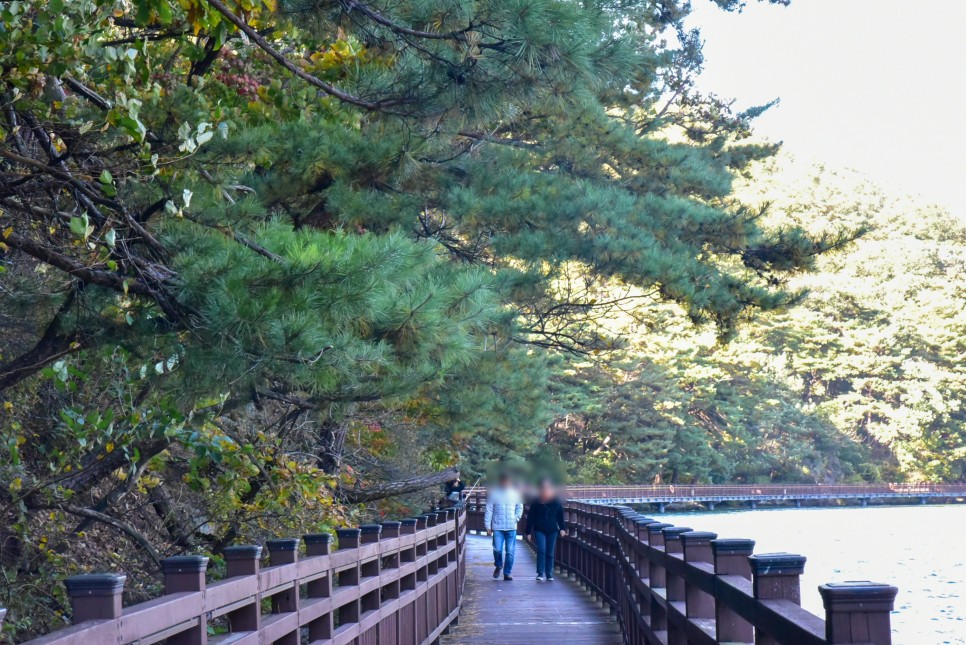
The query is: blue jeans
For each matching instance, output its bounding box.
[533,530,558,577]
[492,530,516,575]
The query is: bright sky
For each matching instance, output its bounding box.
[689,0,966,218]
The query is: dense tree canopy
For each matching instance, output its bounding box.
[540,162,965,485]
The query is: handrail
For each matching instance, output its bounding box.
[546,502,897,645]
[465,482,966,503]
[7,505,466,645]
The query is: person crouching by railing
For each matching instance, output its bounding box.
[525,478,566,582]
[444,474,466,503]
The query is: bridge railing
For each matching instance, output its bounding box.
[4,505,466,645]
[555,502,897,645]
[564,482,964,500]
[466,482,966,503]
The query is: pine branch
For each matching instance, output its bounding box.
[340,0,473,41]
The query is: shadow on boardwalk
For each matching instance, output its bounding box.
[442,535,621,644]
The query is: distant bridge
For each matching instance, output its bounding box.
[469,482,966,512]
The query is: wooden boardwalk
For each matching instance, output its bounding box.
[442,535,622,644]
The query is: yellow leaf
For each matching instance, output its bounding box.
[10,477,22,492]
[2,227,12,239]
[286,460,297,470]
[3,401,12,412]
[106,442,115,453]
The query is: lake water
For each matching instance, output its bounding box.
[659,504,966,645]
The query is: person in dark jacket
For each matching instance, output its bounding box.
[525,478,566,581]
[444,476,466,502]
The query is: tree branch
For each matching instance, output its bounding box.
[206,0,408,112]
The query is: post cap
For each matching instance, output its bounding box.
[634,517,657,526]
[303,533,333,545]
[224,545,262,560]
[819,581,898,611]
[360,524,383,535]
[681,531,718,544]
[266,538,300,552]
[661,526,693,539]
[381,521,402,529]
[336,528,362,538]
[749,552,807,576]
[65,573,126,597]
[160,555,209,574]
[647,522,674,534]
[711,538,756,555]
[400,519,418,526]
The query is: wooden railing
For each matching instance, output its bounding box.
[553,502,897,645]
[559,482,966,501]
[467,482,966,504]
[4,505,466,645]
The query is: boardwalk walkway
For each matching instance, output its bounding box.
[442,535,621,644]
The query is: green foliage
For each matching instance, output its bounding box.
[543,162,964,485]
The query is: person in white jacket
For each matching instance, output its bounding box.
[484,473,523,580]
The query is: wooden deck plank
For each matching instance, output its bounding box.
[442,535,622,644]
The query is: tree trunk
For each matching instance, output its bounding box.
[337,466,459,504]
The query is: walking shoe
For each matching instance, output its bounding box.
[493,566,502,579]
[546,575,554,581]
[535,574,545,582]
[503,574,513,581]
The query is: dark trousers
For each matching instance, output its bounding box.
[533,530,558,577]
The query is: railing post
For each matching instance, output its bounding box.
[400,518,419,595]
[681,531,717,622]
[711,538,755,643]
[662,526,692,645]
[337,528,362,626]
[646,522,672,632]
[360,525,382,613]
[749,553,806,645]
[819,582,899,645]
[267,538,300,645]
[382,521,402,601]
[64,573,125,623]
[304,533,334,641]
[160,556,209,645]
[224,545,262,632]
